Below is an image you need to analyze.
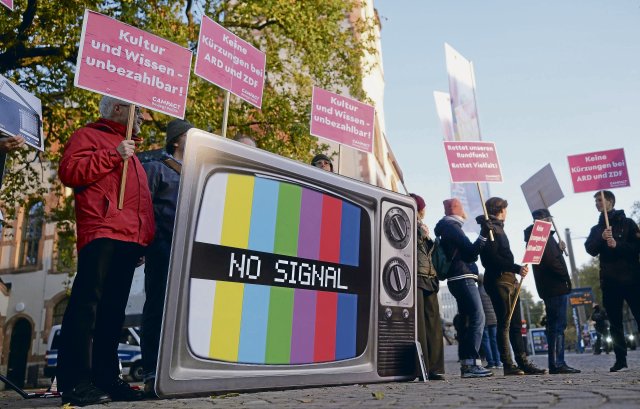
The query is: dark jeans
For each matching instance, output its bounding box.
[481,325,500,367]
[448,278,485,365]
[602,279,640,361]
[57,238,143,392]
[544,294,568,369]
[141,239,171,382]
[484,273,527,367]
[417,288,445,374]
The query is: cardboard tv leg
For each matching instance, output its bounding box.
[155,129,418,397]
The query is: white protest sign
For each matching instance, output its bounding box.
[520,164,564,213]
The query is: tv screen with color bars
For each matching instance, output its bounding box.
[188,173,371,364]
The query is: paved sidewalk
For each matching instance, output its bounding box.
[2,347,640,408]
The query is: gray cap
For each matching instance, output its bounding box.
[166,119,194,145]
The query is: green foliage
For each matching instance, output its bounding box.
[0,0,376,216]
[576,258,601,306]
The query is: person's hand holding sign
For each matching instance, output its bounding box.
[519,264,529,278]
[116,139,136,160]
[0,135,26,153]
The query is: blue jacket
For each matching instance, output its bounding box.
[142,153,180,245]
[434,216,487,281]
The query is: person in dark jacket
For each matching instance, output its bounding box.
[434,198,493,378]
[140,119,193,396]
[410,193,445,381]
[57,96,154,406]
[478,274,501,369]
[584,190,640,372]
[479,197,546,376]
[524,209,580,374]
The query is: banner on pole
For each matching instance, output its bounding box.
[567,148,629,193]
[521,163,564,212]
[444,141,502,183]
[0,74,44,151]
[433,91,454,141]
[310,86,375,154]
[75,10,193,119]
[522,220,552,264]
[1,0,13,11]
[445,43,481,141]
[194,15,266,108]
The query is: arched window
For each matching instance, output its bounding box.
[52,298,68,326]
[19,201,44,267]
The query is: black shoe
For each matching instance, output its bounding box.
[520,362,547,375]
[503,364,525,376]
[427,372,445,381]
[97,378,144,401]
[610,361,628,372]
[549,365,581,374]
[61,382,111,407]
[461,365,493,378]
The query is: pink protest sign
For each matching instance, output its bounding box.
[310,86,375,153]
[567,148,629,193]
[522,220,553,264]
[75,10,192,119]
[194,16,266,108]
[1,0,13,10]
[443,141,502,183]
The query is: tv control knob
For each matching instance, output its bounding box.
[382,258,411,301]
[384,207,411,249]
[402,309,410,319]
[384,307,393,320]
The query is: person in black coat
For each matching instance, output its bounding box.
[524,208,580,374]
[585,190,640,372]
[479,197,546,376]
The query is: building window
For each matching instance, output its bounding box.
[52,298,68,326]
[19,201,44,267]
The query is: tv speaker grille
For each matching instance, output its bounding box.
[377,311,415,377]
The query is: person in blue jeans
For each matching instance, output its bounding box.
[478,274,501,369]
[524,208,580,374]
[434,198,494,378]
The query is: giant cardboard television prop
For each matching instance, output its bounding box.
[156,129,417,396]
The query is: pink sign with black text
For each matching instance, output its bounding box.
[567,148,629,193]
[1,0,13,11]
[443,141,502,183]
[194,15,266,108]
[522,220,552,265]
[310,86,375,154]
[75,10,192,118]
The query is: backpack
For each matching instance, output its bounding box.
[431,237,455,281]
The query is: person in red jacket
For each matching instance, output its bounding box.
[56,96,155,406]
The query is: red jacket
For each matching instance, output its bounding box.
[59,119,155,251]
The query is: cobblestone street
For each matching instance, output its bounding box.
[2,346,640,408]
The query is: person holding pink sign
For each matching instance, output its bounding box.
[56,95,154,406]
[585,190,640,372]
[479,197,546,376]
[524,209,580,375]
